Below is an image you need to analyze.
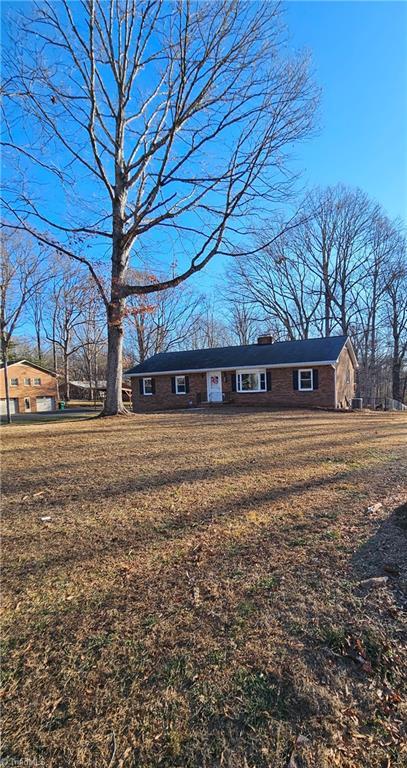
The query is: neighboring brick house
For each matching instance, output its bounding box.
[0,360,58,415]
[126,335,357,412]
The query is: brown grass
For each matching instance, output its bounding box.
[1,408,406,768]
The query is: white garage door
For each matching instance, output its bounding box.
[0,398,18,415]
[36,397,55,412]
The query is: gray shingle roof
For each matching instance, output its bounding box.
[126,335,351,375]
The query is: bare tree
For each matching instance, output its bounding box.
[384,247,407,402]
[28,280,45,362]
[0,230,45,422]
[43,267,89,401]
[188,298,233,349]
[2,0,317,414]
[295,186,379,336]
[224,186,406,404]
[352,216,399,403]
[227,222,322,340]
[73,277,107,399]
[125,279,201,363]
[225,299,262,345]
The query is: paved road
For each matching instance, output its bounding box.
[0,407,101,425]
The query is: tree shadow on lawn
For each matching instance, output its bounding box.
[31,411,405,440]
[1,420,341,445]
[3,453,398,589]
[1,425,392,500]
[2,467,347,759]
[5,484,405,768]
[0,425,359,468]
[351,501,407,606]
[4,461,407,767]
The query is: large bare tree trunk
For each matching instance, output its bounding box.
[36,329,42,363]
[322,250,331,337]
[392,334,401,401]
[386,259,407,404]
[392,360,401,402]
[1,338,11,424]
[105,305,126,415]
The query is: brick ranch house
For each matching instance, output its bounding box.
[0,360,58,415]
[126,335,357,412]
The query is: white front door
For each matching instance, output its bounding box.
[207,371,223,403]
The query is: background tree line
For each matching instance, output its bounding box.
[2,181,406,406]
[226,184,407,404]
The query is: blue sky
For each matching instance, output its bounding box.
[285,0,407,222]
[198,0,407,292]
[3,1,406,311]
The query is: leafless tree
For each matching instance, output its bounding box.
[28,280,45,362]
[125,277,201,363]
[73,277,107,399]
[227,222,322,340]
[224,185,406,403]
[352,216,399,403]
[295,186,379,336]
[383,246,407,402]
[2,0,317,414]
[225,299,263,345]
[0,230,45,422]
[43,266,89,401]
[188,298,233,349]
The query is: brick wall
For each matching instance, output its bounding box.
[226,366,335,408]
[0,362,58,413]
[131,372,206,411]
[131,365,336,411]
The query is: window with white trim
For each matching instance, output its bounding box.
[10,378,18,386]
[175,375,186,394]
[33,377,41,386]
[143,377,153,395]
[237,370,266,392]
[24,377,31,385]
[299,369,313,391]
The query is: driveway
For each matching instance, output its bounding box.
[0,407,101,425]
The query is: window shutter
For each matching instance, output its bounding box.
[151,378,156,394]
[231,373,236,392]
[293,370,299,390]
[313,369,319,390]
[139,379,143,395]
[171,376,176,393]
[266,371,272,391]
[185,375,190,393]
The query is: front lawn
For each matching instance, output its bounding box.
[1,409,406,768]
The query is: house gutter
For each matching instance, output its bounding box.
[127,360,338,377]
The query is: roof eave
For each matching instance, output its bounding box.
[334,338,358,368]
[126,360,337,377]
[0,359,58,376]
[345,337,359,368]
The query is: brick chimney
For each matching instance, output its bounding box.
[257,334,273,345]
